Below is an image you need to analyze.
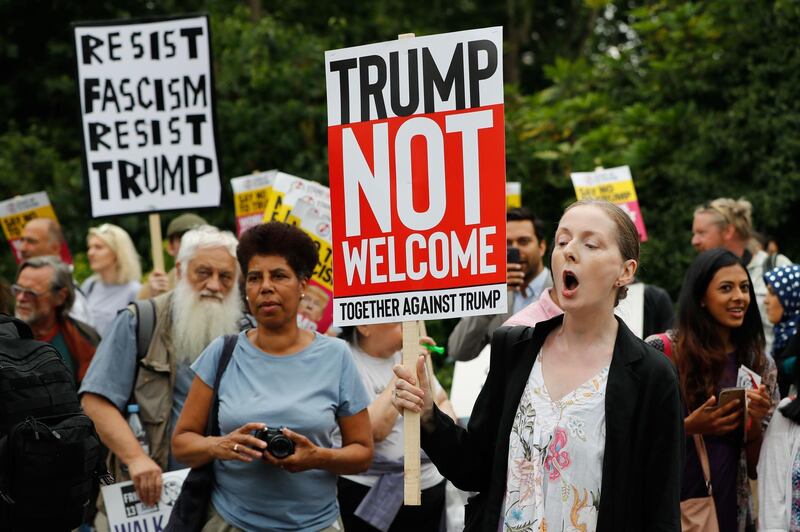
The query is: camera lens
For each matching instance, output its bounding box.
[269,435,295,459]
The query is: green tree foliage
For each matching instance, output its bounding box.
[506,1,800,297]
[2,0,799,304]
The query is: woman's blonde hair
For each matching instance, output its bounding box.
[694,197,753,242]
[87,223,142,284]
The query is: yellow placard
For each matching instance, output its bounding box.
[308,232,333,291]
[574,180,637,203]
[1,204,58,240]
[234,187,272,217]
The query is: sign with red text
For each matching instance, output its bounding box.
[0,192,73,264]
[570,165,648,241]
[326,27,507,325]
[73,15,220,217]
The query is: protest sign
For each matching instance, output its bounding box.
[231,170,276,236]
[73,15,221,218]
[325,27,508,326]
[0,191,73,264]
[101,468,189,531]
[570,165,648,241]
[261,172,329,224]
[506,181,521,209]
[298,208,334,332]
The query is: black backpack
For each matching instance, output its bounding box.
[0,314,112,531]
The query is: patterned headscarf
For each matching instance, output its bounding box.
[764,264,800,355]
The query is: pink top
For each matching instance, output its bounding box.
[503,288,563,327]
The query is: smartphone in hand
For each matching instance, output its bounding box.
[718,387,745,410]
[507,247,521,264]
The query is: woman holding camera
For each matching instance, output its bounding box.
[173,222,373,531]
[393,200,684,531]
[646,248,777,531]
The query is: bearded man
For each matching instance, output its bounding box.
[80,226,242,525]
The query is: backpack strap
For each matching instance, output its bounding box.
[125,299,157,410]
[656,332,673,360]
[207,335,238,437]
[133,299,157,361]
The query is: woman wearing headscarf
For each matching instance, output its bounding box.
[759,263,800,530]
[764,264,800,397]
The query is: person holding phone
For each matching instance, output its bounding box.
[395,200,684,531]
[646,248,778,531]
[448,207,553,361]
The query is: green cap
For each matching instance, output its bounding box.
[166,213,208,238]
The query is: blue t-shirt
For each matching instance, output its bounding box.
[78,309,194,470]
[192,331,370,531]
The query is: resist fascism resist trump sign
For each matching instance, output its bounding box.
[73,15,221,217]
[326,27,508,326]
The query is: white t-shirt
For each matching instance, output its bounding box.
[341,345,445,490]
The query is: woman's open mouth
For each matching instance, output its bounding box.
[562,270,580,297]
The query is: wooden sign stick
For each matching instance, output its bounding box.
[148,213,165,273]
[397,31,423,508]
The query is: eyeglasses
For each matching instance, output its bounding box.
[11,284,49,299]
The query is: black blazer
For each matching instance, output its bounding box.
[423,315,684,531]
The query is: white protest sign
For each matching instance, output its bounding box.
[101,468,189,531]
[73,16,220,217]
[326,27,508,326]
[449,343,491,423]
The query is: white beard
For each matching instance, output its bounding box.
[170,278,242,364]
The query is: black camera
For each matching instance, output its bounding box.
[254,427,295,459]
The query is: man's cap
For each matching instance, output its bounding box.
[166,213,208,238]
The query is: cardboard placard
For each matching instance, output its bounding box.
[0,191,73,264]
[570,165,648,242]
[325,27,508,326]
[101,468,189,531]
[73,15,221,217]
[506,181,521,209]
[231,170,276,236]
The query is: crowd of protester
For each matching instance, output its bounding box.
[1,194,798,531]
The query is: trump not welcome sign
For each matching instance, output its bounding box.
[326,27,507,326]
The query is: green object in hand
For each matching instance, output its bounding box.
[424,344,445,356]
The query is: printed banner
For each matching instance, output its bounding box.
[299,208,334,333]
[73,15,221,217]
[231,170,276,236]
[101,468,189,531]
[0,191,73,264]
[570,165,648,241]
[261,172,328,224]
[326,27,508,325]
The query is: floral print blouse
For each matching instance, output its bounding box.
[503,354,609,532]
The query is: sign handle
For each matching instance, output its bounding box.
[402,320,422,506]
[148,214,165,272]
[396,30,423,507]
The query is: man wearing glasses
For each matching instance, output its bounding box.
[12,255,100,383]
[18,217,91,324]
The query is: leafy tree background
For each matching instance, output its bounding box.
[2,0,799,377]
